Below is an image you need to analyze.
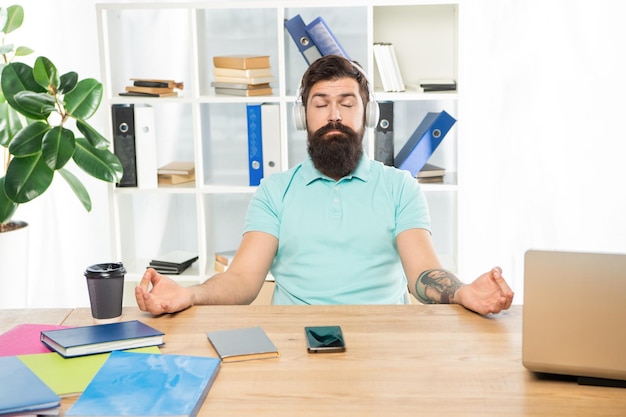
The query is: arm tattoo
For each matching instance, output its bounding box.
[414,269,463,304]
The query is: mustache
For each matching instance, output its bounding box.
[314,122,357,138]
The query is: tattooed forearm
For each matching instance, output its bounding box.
[414,269,463,304]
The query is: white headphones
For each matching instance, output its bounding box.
[292,61,380,130]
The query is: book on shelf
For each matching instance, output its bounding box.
[66,351,221,417]
[394,111,457,177]
[420,79,457,92]
[211,81,271,90]
[119,91,178,97]
[130,78,184,90]
[417,163,446,178]
[40,320,164,358]
[18,346,161,397]
[157,161,195,185]
[157,161,194,175]
[120,77,183,97]
[213,54,270,70]
[213,74,274,85]
[373,43,405,92]
[125,85,178,95]
[213,66,272,78]
[214,249,236,272]
[206,326,279,363]
[305,16,350,59]
[214,86,273,97]
[285,14,322,65]
[0,356,60,416]
[417,163,446,183]
[149,250,198,274]
[215,250,236,267]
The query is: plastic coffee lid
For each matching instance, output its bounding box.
[85,262,126,278]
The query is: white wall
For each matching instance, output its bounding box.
[4,0,625,308]
[458,0,626,302]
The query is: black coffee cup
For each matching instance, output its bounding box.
[85,262,126,322]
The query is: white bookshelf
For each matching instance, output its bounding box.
[96,1,459,282]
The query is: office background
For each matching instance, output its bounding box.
[4,0,625,308]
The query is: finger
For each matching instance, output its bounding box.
[135,285,147,311]
[491,266,514,309]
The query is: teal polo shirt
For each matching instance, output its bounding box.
[244,154,431,305]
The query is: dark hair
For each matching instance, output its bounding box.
[300,55,370,110]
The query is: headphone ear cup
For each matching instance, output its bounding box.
[292,102,307,130]
[365,101,380,129]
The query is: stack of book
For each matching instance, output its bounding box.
[121,78,184,97]
[416,163,446,183]
[157,161,195,185]
[420,79,457,92]
[373,42,405,92]
[211,55,273,97]
[214,250,236,272]
[148,250,199,275]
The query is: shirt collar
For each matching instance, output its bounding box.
[301,152,371,185]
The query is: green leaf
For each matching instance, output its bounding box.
[42,126,75,170]
[58,168,92,212]
[59,71,78,94]
[7,121,49,156]
[14,46,33,57]
[0,177,19,225]
[2,5,24,35]
[64,78,103,120]
[77,119,110,150]
[13,91,56,119]
[1,62,47,120]
[73,138,123,183]
[4,153,54,203]
[33,56,59,91]
[0,101,24,147]
[42,126,75,168]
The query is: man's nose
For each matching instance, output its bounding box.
[328,104,342,122]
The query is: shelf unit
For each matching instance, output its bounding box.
[96,1,459,282]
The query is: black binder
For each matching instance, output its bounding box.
[111,104,137,187]
[374,101,394,166]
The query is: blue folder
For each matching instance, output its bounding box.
[305,16,350,60]
[394,110,456,177]
[246,104,264,186]
[285,14,322,65]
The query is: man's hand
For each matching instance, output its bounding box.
[135,268,195,315]
[455,267,514,315]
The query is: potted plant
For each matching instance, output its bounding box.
[0,5,123,306]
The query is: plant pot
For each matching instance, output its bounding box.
[0,221,29,308]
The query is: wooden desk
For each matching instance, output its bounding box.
[54,305,625,416]
[0,308,73,333]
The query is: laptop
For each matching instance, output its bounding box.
[522,249,626,386]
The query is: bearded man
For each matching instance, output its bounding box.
[136,55,514,315]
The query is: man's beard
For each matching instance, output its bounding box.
[307,122,364,179]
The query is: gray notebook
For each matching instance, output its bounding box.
[206,326,279,363]
[522,249,626,385]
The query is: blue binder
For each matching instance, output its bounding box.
[285,14,322,65]
[305,16,350,59]
[394,110,456,177]
[246,104,264,186]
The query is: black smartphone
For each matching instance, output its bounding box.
[304,325,346,353]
